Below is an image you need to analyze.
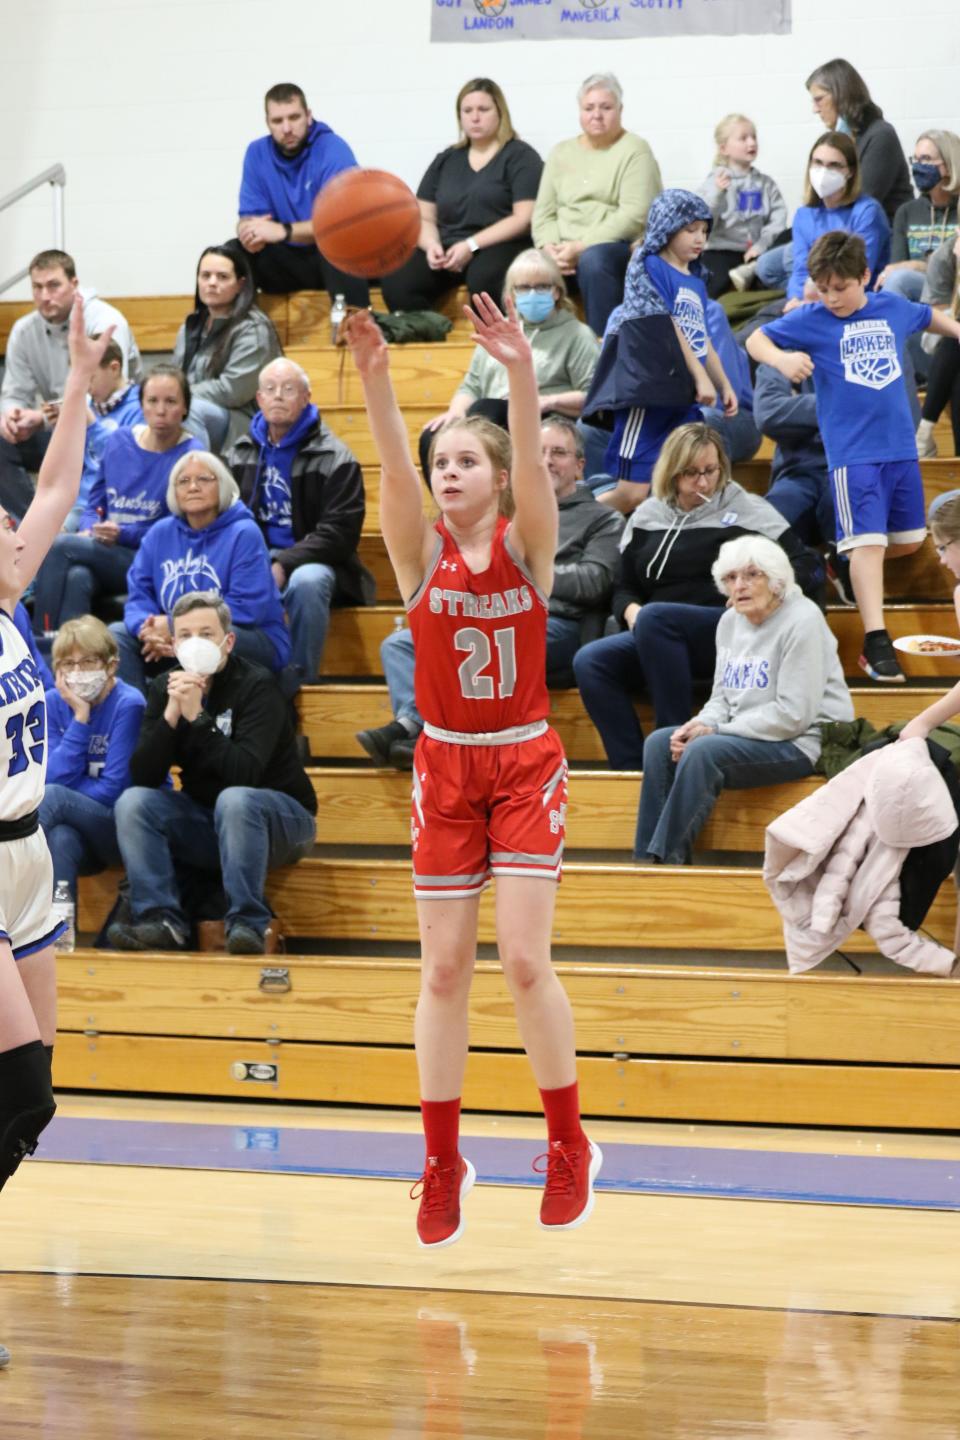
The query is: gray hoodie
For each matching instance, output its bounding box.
[696,166,788,255]
[1,287,141,412]
[694,590,853,764]
[550,484,624,622]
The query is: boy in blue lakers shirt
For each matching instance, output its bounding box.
[748,230,960,683]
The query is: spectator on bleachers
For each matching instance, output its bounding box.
[805,59,913,222]
[634,535,853,864]
[32,366,202,637]
[38,617,145,908]
[916,230,960,458]
[226,357,373,684]
[416,249,598,475]
[381,79,541,317]
[696,114,788,299]
[233,82,368,307]
[68,339,145,533]
[532,73,662,336]
[355,415,623,769]
[877,131,960,303]
[172,246,282,454]
[108,593,316,955]
[111,451,290,693]
[783,133,890,307]
[0,249,141,520]
[580,190,738,514]
[573,423,818,771]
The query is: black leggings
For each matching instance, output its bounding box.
[224,238,370,306]
[380,238,531,312]
[702,248,747,300]
[922,337,960,451]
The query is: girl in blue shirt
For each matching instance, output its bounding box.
[786,132,890,306]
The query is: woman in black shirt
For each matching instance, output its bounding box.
[381,78,542,313]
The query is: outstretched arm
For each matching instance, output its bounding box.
[342,309,433,601]
[13,299,113,595]
[467,293,557,593]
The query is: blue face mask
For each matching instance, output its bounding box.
[515,292,555,324]
[912,160,942,193]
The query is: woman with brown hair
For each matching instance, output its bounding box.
[381,78,542,314]
[805,58,912,221]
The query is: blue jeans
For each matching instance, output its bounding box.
[182,404,217,452]
[111,620,280,694]
[39,783,121,904]
[756,243,793,289]
[634,725,814,863]
[701,405,762,464]
[32,534,136,633]
[577,420,613,487]
[113,784,316,934]
[0,428,51,521]
[573,604,723,769]
[766,467,835,548]
[574,241,632,336]
[278,561,337,681]
[882,267,928,383]
[380,615,583,730]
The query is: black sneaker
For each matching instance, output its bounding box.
[859,630,905,684]
[388,733,419,769]
[226,922,265,955]
[825,546,855,607]
[356,719,411,765]
[132,916,189,951]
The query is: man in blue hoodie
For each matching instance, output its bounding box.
[226,359,373,683]
[233,83,368,306]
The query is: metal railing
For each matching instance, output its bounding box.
[0,164,67,295]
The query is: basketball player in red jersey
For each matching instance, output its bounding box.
[344,294,601,1248]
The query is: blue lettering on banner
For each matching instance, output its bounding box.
[432,0,791,42]
[561,6,621,18]
[630,0,683,7]
[465,12,515,24]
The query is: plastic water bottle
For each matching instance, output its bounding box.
[330,292,347,344]
[52,880,76,952]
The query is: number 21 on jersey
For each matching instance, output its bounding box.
[455,626,516,700]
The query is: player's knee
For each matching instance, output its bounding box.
[0,1041,56,1193]
[421,953,472,1001]
[500,949,550,995]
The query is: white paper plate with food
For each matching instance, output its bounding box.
[893,634,960,657]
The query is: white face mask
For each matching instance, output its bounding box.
[63,669,107,703]
[809,164,847,201]
[174,635,225,676]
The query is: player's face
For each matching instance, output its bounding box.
[814,270,869,317]
[541,426,583,498]
[266,100,312,153]
[142,375,188,442]
[459,91,500,145]
[579,90,622,145]
[675,445,722,511]
[197,253,243,316]
[808,84,838,130]
[431,429,506,519]
[257,363,311,428]
[720,123,758,169]
[933,533,960,580]
[668,222,708,266]
[31,266,79,325]
[0,509,23,596]
[174,457,221,530]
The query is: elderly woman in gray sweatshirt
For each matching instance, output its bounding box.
[635,534,852,864]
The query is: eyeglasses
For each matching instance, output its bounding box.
[514,284,554,296]
[543,446,577,461]
[60,656,107,672]
[723,566,766,584]
[680,464,721,482]
[175,474,218,488]
[260,382,303,397]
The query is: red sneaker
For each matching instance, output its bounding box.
[535,1137,602,1230]
[410,1154,476,1248]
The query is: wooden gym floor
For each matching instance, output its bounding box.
[2,1094,958,1438]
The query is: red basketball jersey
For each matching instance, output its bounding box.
[407,517,550,733]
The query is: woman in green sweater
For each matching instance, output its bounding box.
[532,72,662,337]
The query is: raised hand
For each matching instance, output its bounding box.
[465,292,532,370]
[67,297,116,384]
[342,309,389,380]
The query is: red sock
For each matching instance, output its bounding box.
[539,1081,584,1148]
[420,1097,462,1168]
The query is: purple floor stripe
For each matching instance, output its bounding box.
[33,1118,960,1211]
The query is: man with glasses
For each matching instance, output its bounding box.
[226,358,373,684]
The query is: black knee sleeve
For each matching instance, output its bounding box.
[0,1041,56,1193]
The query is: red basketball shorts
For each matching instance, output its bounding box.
[410,727,567,900]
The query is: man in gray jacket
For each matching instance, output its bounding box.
[356,414,624,768]
[0,249,140,518]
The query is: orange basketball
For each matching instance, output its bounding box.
[311,168,420,279]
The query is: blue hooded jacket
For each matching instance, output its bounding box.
[583,189,714,420]
[246,402,320,548]
[238,120,358,238]
[122,502,291,670]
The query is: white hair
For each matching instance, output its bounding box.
[712,535,798,600]
[259,356,311,391]
[577,73,623,108]
[167,450,239,518]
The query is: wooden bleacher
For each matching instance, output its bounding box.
[4,289,959,1129]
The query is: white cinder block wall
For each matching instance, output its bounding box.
[1,0,958,298]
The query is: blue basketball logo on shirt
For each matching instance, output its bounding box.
[257,466,293,528]
[840,319,902,391]
[159,548,223,612]
[674,286,707,358]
